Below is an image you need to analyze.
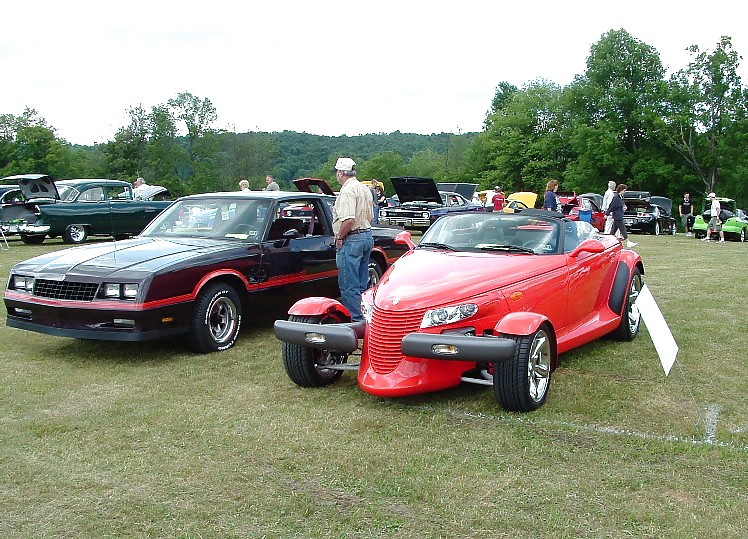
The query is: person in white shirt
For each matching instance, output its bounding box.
[601,181,616,234]
[703,192,725,242]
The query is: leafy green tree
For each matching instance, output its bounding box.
[405,148,446,179]
[103,105,150,180]
[358,151,406,196]
[657,36,746,195]
[564,29,667,190]
[470,80,568,195]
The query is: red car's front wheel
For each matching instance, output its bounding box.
[282,314,347,387]
[493,325,554,412]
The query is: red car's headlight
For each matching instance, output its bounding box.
[421,303,478,328]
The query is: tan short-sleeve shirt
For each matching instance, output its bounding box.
[332,178,374,235]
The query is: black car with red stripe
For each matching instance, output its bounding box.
[4,189,408,352]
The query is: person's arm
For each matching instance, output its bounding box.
[335,218,355,248]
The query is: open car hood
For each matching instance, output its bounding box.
[293,178,335,196]
[1,174,59,202]
[436,182,478,200]
[649,196,672,215]
[390,177,442,204]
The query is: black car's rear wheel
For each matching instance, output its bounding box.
[63,225,88,244]
[613,268,642,341]
[367,259,384,290]
[282,313,346,387]
[653,222,660,235]
[20,234,45,245]
[189,282,242,353]
[493,325,553,412]
[669,222,677,235]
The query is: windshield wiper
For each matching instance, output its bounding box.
[477,244,535,254]
[418,242,458,251]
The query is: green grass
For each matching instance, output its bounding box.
[1,233,746,538]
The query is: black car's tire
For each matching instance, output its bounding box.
[367,259,384,290]
[188,282,242,353]
[63,225,88,244]
[670,222,677,235]
[282,313,345,387]
[20,234,45,245]
[653,222,660,235]
[493,324,553,412]
[113,234,130,241]
[613,268,643,342]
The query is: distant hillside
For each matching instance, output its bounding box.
[263,130,476,179]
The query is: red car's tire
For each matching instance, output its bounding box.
[493,324,554,412]
[613,268,642,342]
[282,314,346,387]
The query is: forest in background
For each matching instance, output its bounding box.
[1,29,746,207]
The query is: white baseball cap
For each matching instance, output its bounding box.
[334,157,356,172]
[708,192,716,198]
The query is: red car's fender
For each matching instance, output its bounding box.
[287,296,350,319]
[495,311,550,337]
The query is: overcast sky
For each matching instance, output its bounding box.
[3,0,746,145]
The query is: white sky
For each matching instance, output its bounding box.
[3,0,746,145]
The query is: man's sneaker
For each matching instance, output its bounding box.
[686,232,692,237]
[718,239,725,243]
[701,237,709,241]
[626,241,638,248]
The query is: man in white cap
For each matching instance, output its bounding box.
[703,192,725,242]
[332,157,374,322]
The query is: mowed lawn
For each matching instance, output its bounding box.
[0,232,746,538]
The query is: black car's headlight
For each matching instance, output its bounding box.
[12,275,35,293]
[102,283,139,300]
[421,303,478,328]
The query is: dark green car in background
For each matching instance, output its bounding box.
[0,175,172,244]
[692,196,748,242]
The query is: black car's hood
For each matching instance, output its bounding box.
[390,177,441,204]
[12,237,250,280]
[436,182,478,200]
[2,174,59,202]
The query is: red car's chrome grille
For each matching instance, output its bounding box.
[33,279,98,301]
[367,305,426,374]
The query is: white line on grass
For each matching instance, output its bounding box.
[405,404,748,452]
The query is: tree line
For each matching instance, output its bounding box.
[1,29,746,207]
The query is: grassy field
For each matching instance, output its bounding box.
[0,233,746,538]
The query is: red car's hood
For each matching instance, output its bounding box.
[373,249,565,311]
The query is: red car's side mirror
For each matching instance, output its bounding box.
[394,230,416,250]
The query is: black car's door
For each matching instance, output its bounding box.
[259,198,339,300]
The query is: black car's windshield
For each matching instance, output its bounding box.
[141,198,271,240]
[421,212,564,254]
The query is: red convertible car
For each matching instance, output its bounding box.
[274,210,644,412]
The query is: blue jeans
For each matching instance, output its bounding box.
[372,205,379,224]
[336,231,374,322]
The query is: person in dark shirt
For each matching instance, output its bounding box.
[605,184,637,248]
[542,180,560,212]
[679,193,694,236]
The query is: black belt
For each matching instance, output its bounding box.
[347,228,371,235]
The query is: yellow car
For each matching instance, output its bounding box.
[503,192,538,213]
